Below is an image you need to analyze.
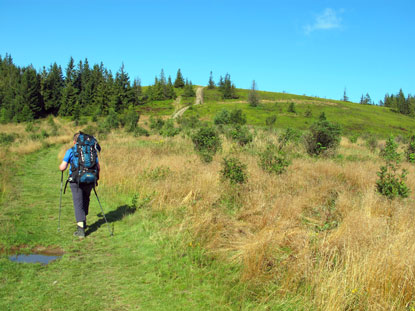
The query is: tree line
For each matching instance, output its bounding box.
[0,54,199,123]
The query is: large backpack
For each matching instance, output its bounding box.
[70,132,101,185]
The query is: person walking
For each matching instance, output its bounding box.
[59,132,100,238]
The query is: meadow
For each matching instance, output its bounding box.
[1,91,415,310]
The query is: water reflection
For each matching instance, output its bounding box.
[9,254,61,265]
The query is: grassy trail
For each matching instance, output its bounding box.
[0,146,297,310]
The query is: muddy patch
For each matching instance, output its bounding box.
[2,245,64,265]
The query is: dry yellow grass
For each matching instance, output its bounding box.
[96,129,415,310]
[3,118,415,310]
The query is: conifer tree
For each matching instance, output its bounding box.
[174,69,185,88]
[183,79,196,97]
[166,76,176,99]
[60,57,78,116]
[248,80,260,107]
[208,71,215,89]
[41,63,63,115]
[343,87,349,102]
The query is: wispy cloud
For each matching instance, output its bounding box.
[304,8,343,34]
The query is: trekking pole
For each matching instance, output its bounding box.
[93,187,113,236]
[58,171,63,232]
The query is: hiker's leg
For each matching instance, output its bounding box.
[81,184,93,217]
[70,183,86,223]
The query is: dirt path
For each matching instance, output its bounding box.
[172,86,204,119]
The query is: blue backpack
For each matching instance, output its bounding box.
[70,132,101,185]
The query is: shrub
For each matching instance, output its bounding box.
[159,119,180,137]
[376,166,409,199]
[149,116,165,130]
[105,108,119,130]
[258,143,291,175]
[177,115,200,129]
[134,126,150,137]
[214,108,246,125]
[192,126,221,163]
[287,102,296,113]
[123,106,140,132]
[0,133,17,145]
[349,134,359,144]
[365,135,378,152]
[406,135,415,163]
[221,156,247,184]
[229,125,253,146]
[82,125,99,137]
[265,115,277,127]
[305,118,341,156]
[229,109,247,125]
[214,109,231,125]
[47,116,58,134]
[304,107,312,118]
[278,128,301,149]
[25,122,39,133]
[380,136,400,162]
[376,136,410,199]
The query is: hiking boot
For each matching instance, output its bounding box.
[73,226,85,238]
[83,221,87,229]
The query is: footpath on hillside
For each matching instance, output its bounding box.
[172,86,204,119]
[0,145,293,311]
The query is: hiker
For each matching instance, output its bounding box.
[59,132,101,237]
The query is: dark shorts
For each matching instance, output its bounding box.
[70,183,94,222]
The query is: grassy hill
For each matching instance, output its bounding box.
[179,88,415,138]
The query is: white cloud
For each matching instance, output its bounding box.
[304,8,343,34]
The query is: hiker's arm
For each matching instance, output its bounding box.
[59,161,68,171]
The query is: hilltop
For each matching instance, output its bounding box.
[173,87,415,138]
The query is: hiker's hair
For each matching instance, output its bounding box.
[73,132,80,142]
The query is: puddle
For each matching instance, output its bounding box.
[9,254,61,265]
[2,245,64,265]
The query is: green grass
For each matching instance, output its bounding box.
[0,145,306,310]
[186,88,415,138]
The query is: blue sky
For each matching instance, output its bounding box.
[1,0,414,103]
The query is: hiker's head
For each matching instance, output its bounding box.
[73,133,80,144]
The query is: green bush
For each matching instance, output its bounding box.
[229,125,253,146]
[149,116,165,130]
[214,109,231,125]
[229,109,247,125]
[376,136,410,199]
[349,134,359,144]
[304,107,312,118]
[192,126,221,163]
[305,118,341,156]
[406,135,415,163]
[159,119,180,137]
[0,133,17,145]
[177,115,201,129]
[214,108,246,125]
[25,122,39,133]
[104,108,119,130]
[221,156,247,184]
[123,106,140,132]
[380,136,400,162]
[376,166,409,199]
[134,126,150,137]
[82,125,99,137]
[258,143,291,175]
[287,102,296,113]
[265,115,277,127]
[278,128,301,149]
[365,135,378,152]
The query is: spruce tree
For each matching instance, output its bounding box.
[174,69,185,88]
[183,79,195,97]
[208,71,215,89]
[248,80,260,107]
